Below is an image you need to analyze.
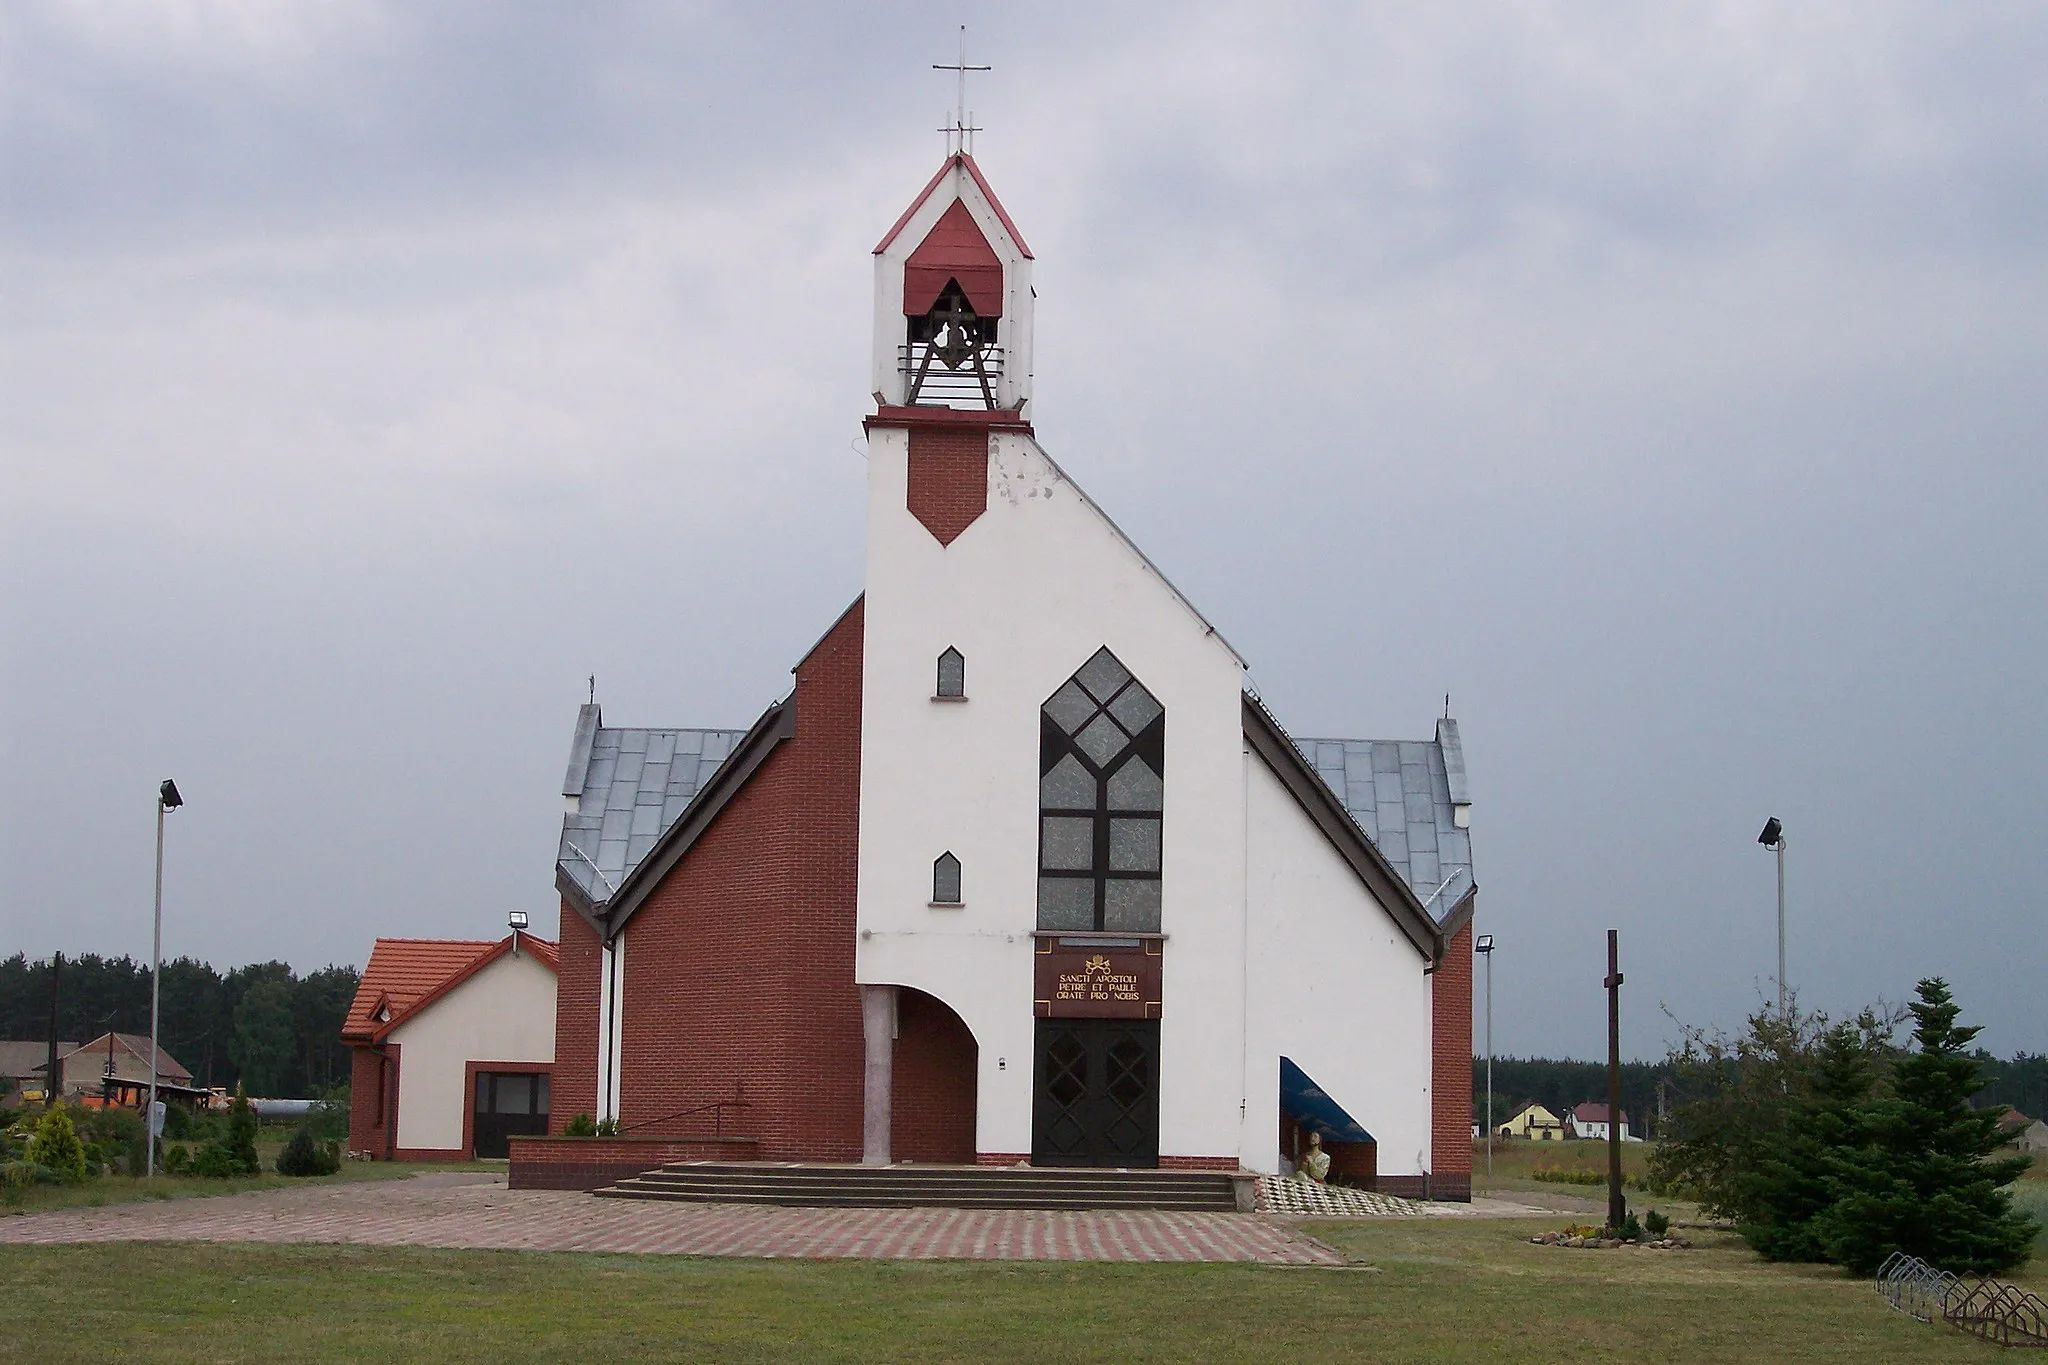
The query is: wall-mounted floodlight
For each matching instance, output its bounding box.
[1475,934,1494,954]
[508,909,530,931]
[1757,816,1782,847]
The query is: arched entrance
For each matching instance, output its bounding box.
[891,987,978,1164]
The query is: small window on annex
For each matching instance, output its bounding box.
[1037,647,1164,933]
[936,647,966,699]
[932,851,963,904]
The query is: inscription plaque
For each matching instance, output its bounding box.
[1033,936,1163,1019]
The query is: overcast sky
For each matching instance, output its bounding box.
[4,2,2043,1061]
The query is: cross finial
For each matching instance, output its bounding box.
[934,25,990,157]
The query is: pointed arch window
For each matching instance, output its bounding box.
[932,851,963,905]
[1037,648,1164,932]
[935,647,966,699]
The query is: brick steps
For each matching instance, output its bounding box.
[594,1161,1245,1211]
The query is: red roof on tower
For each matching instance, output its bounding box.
[903,199,1005,316]
[873,152,1034,260]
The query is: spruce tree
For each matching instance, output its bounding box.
[1814,978,2036,1274]
[226,1083,260,1176]
[1740,1023,1877,1263]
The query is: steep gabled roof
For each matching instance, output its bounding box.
[342,934,556,1044]
[874,152,1034,259]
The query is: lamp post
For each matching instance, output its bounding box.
[147,779,182,1177]
[1476,933,1495,1184]
[1757,817,1786,1015]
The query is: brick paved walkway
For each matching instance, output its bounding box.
[0,1173,1344,1264]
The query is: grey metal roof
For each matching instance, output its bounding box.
[557,707,750,908]
[1293,718,1474,914]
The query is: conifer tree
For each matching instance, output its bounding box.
[1740,1023,1879,1263]
[1814,978,2036,1274]
[226,1083,260,1176]
[26,1102,88,1182]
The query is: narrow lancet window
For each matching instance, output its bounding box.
[932,851,963,905]
[936,647,966,699]
[1036,647,1164,932]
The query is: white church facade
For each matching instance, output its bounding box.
[537,152,1477,1196]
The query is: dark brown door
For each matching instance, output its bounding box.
[1031,1019,1159,1168]
[472,1071,549,1158]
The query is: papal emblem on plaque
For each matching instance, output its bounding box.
[1084,954,1113,974]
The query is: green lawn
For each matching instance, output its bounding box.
[2,1215,2038,1363]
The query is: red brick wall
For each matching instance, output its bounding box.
[507,1135,760,1190]
[1430,921,1474,1200]
[892,987,977,1163]
[347,1045,393,1157]
[906,426,988,545]
[551,903,601,1133]
[611,600,867,1161]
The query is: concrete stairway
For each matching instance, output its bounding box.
[594,1161,1247,1211]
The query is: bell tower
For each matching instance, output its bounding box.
[870,154,1035,414]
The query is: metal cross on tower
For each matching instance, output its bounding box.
[934,25,990,156]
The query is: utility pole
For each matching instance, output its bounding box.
[1604,928,1626,1233]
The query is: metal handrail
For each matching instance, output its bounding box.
[619,1088,751,1138]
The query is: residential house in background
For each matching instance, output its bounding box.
[0,1041,75,1105]
[1500,1103,1564,1141]
[1566,1101,1640,1142]
[39,1033,196,1107]
[342,930,557,1160]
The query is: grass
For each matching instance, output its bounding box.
[1,1156,492,1216]
[1,1213,2040,1363]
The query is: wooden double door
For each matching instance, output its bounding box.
[1031,1019,1159,1168]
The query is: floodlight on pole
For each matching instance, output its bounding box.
[147,778,182,1177]
[1758,817,1786,1015]
[1475,934,1495,1184]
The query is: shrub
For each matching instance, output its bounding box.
[595,1117,620,1137]
[1614,1211,1644,1242]
[25,1103,88,1183]
[563,1113,597,1137]
[1644,1208,1670,1237]
[191,1142,241,1178]
[161,1144,192,1176]
[275,1128,341,1177]
[302,1088,350,1144]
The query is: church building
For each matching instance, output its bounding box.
[545,152,1477,1197]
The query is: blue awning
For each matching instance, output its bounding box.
[1280,1057,1375,1143]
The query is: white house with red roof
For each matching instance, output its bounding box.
[343,929,558,1160]
[1567,1102,1639,1142]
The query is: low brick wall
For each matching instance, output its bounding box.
[507,1135,761,1191]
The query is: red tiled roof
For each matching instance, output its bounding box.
[342,933,556,1043]
[1571,1102,1616,1124]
